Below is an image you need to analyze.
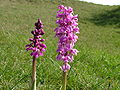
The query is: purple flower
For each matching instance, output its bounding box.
[55,5,79,72]
[26,19,46,58]
[61,63,71,72]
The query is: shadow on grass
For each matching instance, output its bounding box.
[116,31,120,34]
[90,7,120,28]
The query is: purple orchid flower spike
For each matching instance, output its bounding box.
[55,5,79,72]
[26,19,46,58]
[26,19,46,90]
[54,5,79,90]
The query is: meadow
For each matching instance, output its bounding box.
[0,0,120,89]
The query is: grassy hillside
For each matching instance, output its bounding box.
[0,0,120,89]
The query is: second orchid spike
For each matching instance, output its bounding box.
[26,19,46,58]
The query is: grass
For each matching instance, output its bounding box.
[0,0,120,89]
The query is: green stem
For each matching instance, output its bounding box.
[31,57,36,90]
[62,71,67,90]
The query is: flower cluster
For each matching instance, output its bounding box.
[26,19,46,58]
[54,5,79,72]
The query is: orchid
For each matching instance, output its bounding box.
[26,19,46,90]
[54,5,79,90]
[26,19,46,58]
[55,5,79,72]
